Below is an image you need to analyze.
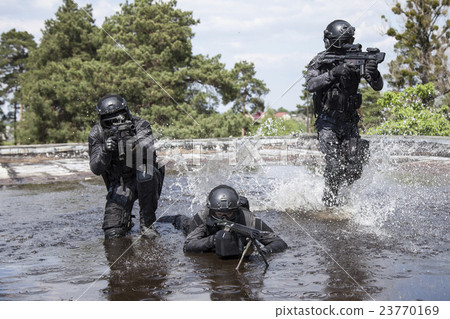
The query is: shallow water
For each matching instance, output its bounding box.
[0,150,449,301]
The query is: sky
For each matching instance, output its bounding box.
[0,0,404,113]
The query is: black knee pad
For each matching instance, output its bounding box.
[103,202,133,237]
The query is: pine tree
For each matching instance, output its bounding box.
[0,107,6,144]
[16,0,266,142]
[98,0,238,138]
[383,0,449,97]
[231,60,269,115]
[0,29,36,144]
[18,0,102,144]
[359,80,383,132]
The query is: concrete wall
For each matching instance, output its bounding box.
[1,134,449,158]
[1,135,449,185]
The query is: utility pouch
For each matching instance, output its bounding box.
[348,93,362,111]
[215,230,243,258]
[326,88,342,110]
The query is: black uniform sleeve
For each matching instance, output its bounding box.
[187,212,207,235]
[88,124,112,176]
[254,218,288,254]
[306,54,333,93]
[183,223,216,252]
[365,70,384,91]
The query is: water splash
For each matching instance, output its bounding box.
[159,136,449,240]
[265,166,324,212]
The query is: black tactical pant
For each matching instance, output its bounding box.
[316,117,369,206]
[102,165,164,238]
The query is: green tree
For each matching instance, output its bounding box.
[0,29,37,144]
[18,0,102,144]
[382,0,449,97]
[371,83,450,136]
[0,107,6,144]
[297,68,314,132]
[98,0,237,138]
[277,107,289,113]
[230,60,269,136]
[161,109,251,139]
[359,80,383,132]
[16,0,267,142]
[98,0,197,112]
[231,60,269,115]
[249,110,306,137]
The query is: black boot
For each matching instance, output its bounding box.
[140,215,160,239]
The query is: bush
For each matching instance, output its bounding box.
[249,114,305,137]
[370,83,450,136]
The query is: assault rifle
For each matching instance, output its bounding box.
[320,43,385,75]
[211,216,270,270]
[105,117,135,162]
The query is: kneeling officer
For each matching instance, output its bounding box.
[89,94,164,239]
[183,185,287,262]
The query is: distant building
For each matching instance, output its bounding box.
[252,111,266,121]
[274,112,291,120]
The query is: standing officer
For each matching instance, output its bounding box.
[89,94,164,238]
[306,20,383,207]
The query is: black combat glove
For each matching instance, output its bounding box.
[330,63,356,80]
[105,136,118,152]
[365,59,379,80]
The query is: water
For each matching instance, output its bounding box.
[0,139,449,301]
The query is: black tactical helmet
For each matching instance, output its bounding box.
[323,20,355,49]
[207,185,239,213]
[96,94,131,128]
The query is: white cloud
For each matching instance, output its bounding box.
[0,17,46,40]
[0,1,58,38]
[85,0,122,24]
[232,52,295,67]
[30,0,60,11]
[230,41,243,50]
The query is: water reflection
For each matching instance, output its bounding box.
[319,219,377,301]
[0,145,449,301]
[184,252,266,301]
[103,237,169,301]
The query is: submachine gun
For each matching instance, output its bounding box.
[321,43,385,75]
[211,216,270,270]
